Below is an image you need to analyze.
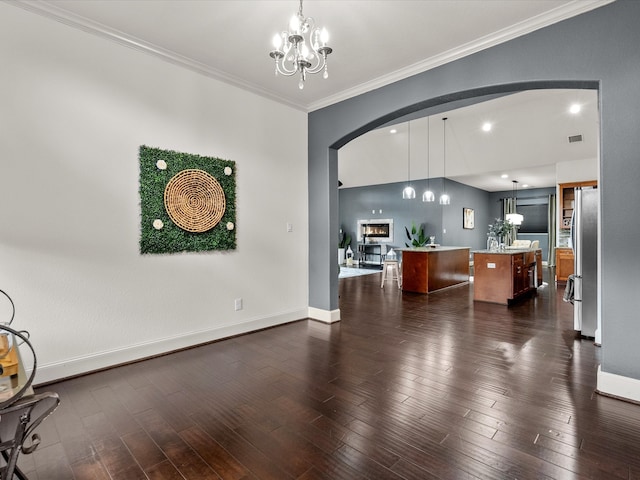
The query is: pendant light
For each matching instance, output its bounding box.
[439,117,450,205]
[506,180,524,225]
[422,117,435,202]
[402,121,416,199]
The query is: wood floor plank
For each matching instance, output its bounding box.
[144,460,187,480]
[179,425,257,480]
[27,267,640,479]
[135,408,219,479]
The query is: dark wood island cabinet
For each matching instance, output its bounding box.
[401,247,470,293]
[473,249,542,305]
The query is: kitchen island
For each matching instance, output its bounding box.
[400,246,470,293]
[473,249,542,304]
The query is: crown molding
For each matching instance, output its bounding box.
[7,0,308,111]
[7,0,614,113]
[307,0,615,112]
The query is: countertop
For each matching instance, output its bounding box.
[400,246,470,252]
[473,248,541,254]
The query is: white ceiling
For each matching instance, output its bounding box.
[15,0,611,111]
[13,0,607,191]
[339,88,599,191]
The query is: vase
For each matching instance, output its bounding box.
[338,248,346,265]
[487,235,499,252]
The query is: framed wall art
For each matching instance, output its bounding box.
[463,207,475,230]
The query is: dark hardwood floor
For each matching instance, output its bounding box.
[23,268,640,479]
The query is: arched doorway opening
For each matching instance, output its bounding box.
[309,80,599,321]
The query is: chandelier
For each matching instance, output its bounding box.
[269,0,333,90]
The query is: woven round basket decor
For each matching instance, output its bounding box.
[164,169,226,233]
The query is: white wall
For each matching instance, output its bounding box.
[0,4,309,384]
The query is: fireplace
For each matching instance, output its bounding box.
[357,219,394,243]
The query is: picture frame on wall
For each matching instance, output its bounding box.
[463,207,475,229]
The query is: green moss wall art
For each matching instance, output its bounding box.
[139,145,236,254]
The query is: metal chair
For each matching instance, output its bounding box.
[0,291,60,480]
[0,391,60,480]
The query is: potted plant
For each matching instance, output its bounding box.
[338,229,351,265]
[487,218,514,251]
[405,221,430,248]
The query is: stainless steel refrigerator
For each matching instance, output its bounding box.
[570,187,598,339]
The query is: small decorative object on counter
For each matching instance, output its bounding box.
[487,235,499,252]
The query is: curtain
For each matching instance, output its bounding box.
[547,194,557,266]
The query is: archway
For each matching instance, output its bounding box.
[307,0,640,404]
[309,81,598,322]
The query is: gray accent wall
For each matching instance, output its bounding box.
[339,178,490,255]
[309,1,640,381]
[339,183,554,262]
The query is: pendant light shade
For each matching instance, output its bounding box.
[403,121,416,199]
[505,212,523,225]
[422,190,435,202]
[403,186,416,199]
[506,180,524,225]
[422,117,435,202]
[439,117,450,205]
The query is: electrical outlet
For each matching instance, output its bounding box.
[234,298,243,311]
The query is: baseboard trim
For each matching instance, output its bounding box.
[35,308,308,385]
[308,307,341,324]
[597,365,640,404]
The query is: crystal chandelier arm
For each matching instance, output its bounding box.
[302,25,332,75]
[270,32,299,76]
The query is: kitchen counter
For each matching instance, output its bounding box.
[400,245,468,252]
[400,246,470,293]
[473,249,542,304]
[473,247,536,254]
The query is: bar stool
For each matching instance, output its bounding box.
[381,259,401,288]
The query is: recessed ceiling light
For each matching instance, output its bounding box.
[501,174,508,179]
[482,122,492,132]
[390,128,397,134]
[569,103,581,114]
[522,184,529,188]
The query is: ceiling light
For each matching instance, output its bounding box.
[501,174,509,179]
[439,117,450,205]
[402,122,416,199]
[505,180,523,226]
[390,129,397,134]
[522,184,529,188]
[269,0,333,90]
[482,122,492,132]
[569,103,581,114]
[422,118,435,202]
